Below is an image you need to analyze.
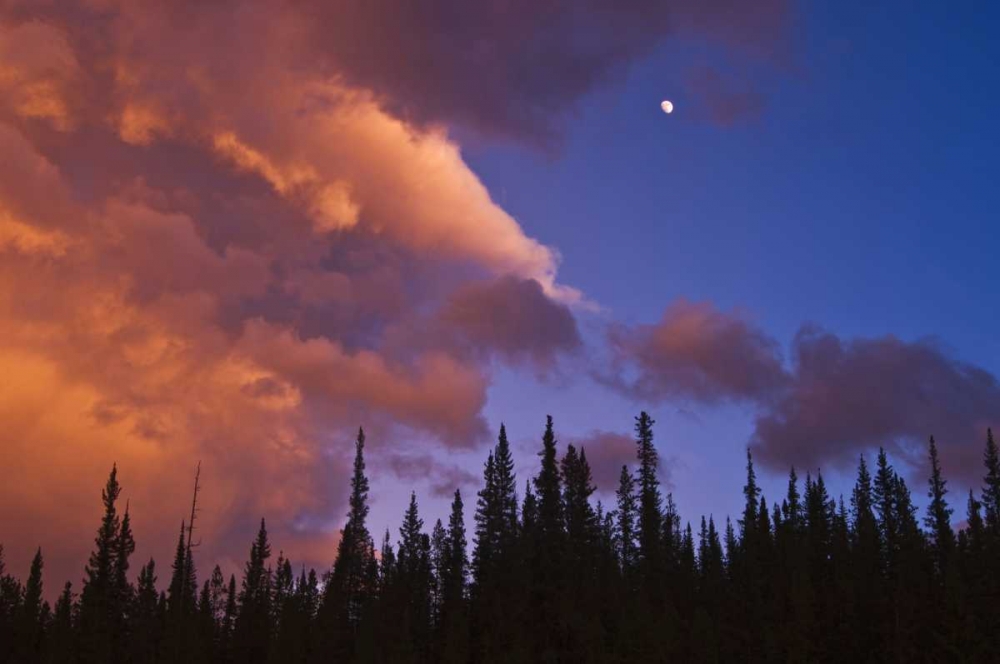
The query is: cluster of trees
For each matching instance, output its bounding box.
[2,415,1000,663]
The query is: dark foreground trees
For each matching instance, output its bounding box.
[2,419,998,663]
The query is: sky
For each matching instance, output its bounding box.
[1,0,998,590]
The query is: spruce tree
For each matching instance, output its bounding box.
[615,465,638,574]
[850,454,882,659]
[982,428,1000,534]
[440,489,469,664]
[925,436,955,575]
[472,451,497,585]
[493,424,519,546]
[131,559,162,664]
[430,519,448,627]
[46,581,75,664]
[78,465,125,664]
[166,521,198,661]
[534,415,564,542]
[562,444,597,554]
[873,448,899,572]
[234,518,272,663]
[15,547,45,663]
[320,427,377,658]
[634,412,662,579]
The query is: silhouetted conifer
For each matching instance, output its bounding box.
[233,519,272,664]
[925,436,955,575]
[9,420,1000,663]
[615,465,638,575]
[78,465,127,664]
[318,427,376,660]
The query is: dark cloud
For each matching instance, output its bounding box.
[380,452,480,499]
[295,0,792,142]
[440,276,581,368]
[607,299,788,403]
[567,430,672,495]
[751,326,1000,481]
[609,302,1000,483]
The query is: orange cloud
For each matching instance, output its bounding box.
[0,1,583,589]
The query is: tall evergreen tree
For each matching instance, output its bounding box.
[873,448,899,572]
[850,454,883,659]
[165,521,198,662]
[472,451,498,586]
[493,424,519,546]
[440,489,469,664]
[634,412,662,577]
[925,436,955,575]
[562,444,597,553]
[14,547,45,663]
[78,465,126,664]
[233,519,272,664]
[534,415,564,547]
[982,428,1000,534]
[615,465,638,574]
[319,427,377,659]
[130,559,162,664]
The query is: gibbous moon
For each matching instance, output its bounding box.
[661,100,674,114]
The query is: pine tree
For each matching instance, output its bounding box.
[271,554,294,647]
[850,454,883,659]
[234,518,272,663]
[45,581,75,664]
[440,489,469,664]
[166,520,198,661]
[430,519,448,628]
[14,547,45,663]
[221,574,237,655]
[982,428,1000,534]
[320,427,377,659]
[873,448,899,572]
[634,412,662,580]
[0,545,16,663]
[78,464,126,664]
[131,559,162,664]
[493,424,519,546]
[562,444,597,554]
[444,490,468,603]
[740,449,760,540]
[472,450,497,587]
[783,467,802,529]
[397,493,432,659]
[925,436,955,575]
[615,465,638,574]
[534,415,564,543]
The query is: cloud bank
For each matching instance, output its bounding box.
[0,0,793,585]
[609,302,1000,481]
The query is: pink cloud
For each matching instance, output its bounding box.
[607,299,788,403]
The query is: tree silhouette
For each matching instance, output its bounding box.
[4,417,998,663]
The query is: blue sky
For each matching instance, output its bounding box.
[397,0,1000,530]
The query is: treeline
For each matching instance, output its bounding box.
[2,414,1000,663]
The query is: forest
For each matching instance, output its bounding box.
[1,413,999,663]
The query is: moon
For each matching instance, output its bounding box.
[660,100,674,114]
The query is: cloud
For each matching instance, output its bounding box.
[567,430,673,495]
[292,0,792,142]
[609,302,1000,484]
[0,0,594,588]
[0,0,794,590]
[379,452,480,500]
[750,326,1000,482]
[607,299,788,403]
[439,276,581,368]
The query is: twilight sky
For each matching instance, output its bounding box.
[1,0,998,588]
